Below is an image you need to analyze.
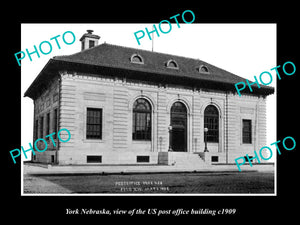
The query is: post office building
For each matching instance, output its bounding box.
[24,30,274,166]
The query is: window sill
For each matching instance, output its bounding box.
[132,140,151,143]
[83,139,104,143]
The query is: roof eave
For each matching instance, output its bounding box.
[49,59,274,97]
[24,59,58,99]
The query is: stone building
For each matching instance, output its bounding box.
[24,30,274,166]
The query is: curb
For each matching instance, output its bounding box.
[24,169,262,176]
[23,162,274,176]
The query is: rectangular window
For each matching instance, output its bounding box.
[137,156,150,163]
[89,40,95,48]
[242,119,252,144]
[86,108,102,139]
[39,116,44,138]
[34,119,38,140]
[211,156,219,162]
[87,155,102,163]
[46,112,50,136]
[132,112,151,140]
[204,116,219,143]
[53,109,58,139]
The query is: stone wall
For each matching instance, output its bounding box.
[33,71,268,165]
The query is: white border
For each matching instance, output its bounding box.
[21,23,277,196]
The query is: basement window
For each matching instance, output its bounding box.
[211,156,219,162]
[244,156,258,163]
[87,155,102,163]
[137,156,150,163]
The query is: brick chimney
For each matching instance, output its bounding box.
[79,30,100,51]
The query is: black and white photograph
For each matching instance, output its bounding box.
[20,23,276,195]
[4,5,298,221]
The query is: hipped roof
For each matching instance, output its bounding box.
[24,43,274,99]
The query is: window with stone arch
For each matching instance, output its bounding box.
[199,65,209,73]
[130,54,144,64]
[204,105,219,143]
[132,98,152,140]
[166,59,179,69]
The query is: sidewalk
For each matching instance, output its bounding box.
[23,162,275,176]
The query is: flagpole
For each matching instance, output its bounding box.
[152,25,154,52]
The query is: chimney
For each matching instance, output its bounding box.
[79,30,100,51]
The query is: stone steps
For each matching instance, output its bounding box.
[159,152,210,169]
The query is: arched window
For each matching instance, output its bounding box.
[171,101,187,114]
[130,54,144,64]
[132,98,151,140]
[198,65,209,73]
[166,59,179,69]
[170,101,188,152]
[204,105,219,143]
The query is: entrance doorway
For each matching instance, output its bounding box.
[170,101,187,152]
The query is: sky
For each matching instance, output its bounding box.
[21,23,276,161]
